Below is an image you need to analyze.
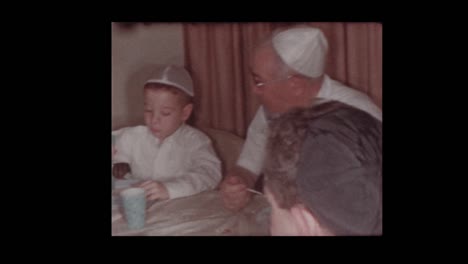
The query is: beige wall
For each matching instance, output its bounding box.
[112,23,185,130]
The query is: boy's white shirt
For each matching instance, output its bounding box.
[237,74,382,176]
[113,124,222,199]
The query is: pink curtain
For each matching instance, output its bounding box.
[184,22,382,138]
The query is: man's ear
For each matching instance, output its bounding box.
[289,76,305,96]
[182,103,193,121]
[290,204,324,236]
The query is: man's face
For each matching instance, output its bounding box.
[250,46,296,114]
[143,88,192,141]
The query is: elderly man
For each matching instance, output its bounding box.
[219,25,382,211]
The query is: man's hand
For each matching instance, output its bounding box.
[112,163,131,179]
[219,166,257,211]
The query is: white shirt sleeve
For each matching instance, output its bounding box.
[163,137,222,199]
[236,107,269,176]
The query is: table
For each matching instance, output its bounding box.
[112,187,271,236]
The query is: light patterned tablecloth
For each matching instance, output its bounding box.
[112,181,271,236]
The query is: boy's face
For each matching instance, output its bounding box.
[143,88,193,141]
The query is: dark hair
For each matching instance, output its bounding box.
[264,101,344,208]
[264,100,382,235]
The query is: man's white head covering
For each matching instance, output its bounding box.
[145,65,194,96]
[272,26,328,78]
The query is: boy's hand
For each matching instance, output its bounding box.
[113,163,131,179]
[139,181,169,201]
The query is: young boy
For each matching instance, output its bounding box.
[112,65,222,201]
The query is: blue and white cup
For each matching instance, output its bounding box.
[120,188,146,230]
